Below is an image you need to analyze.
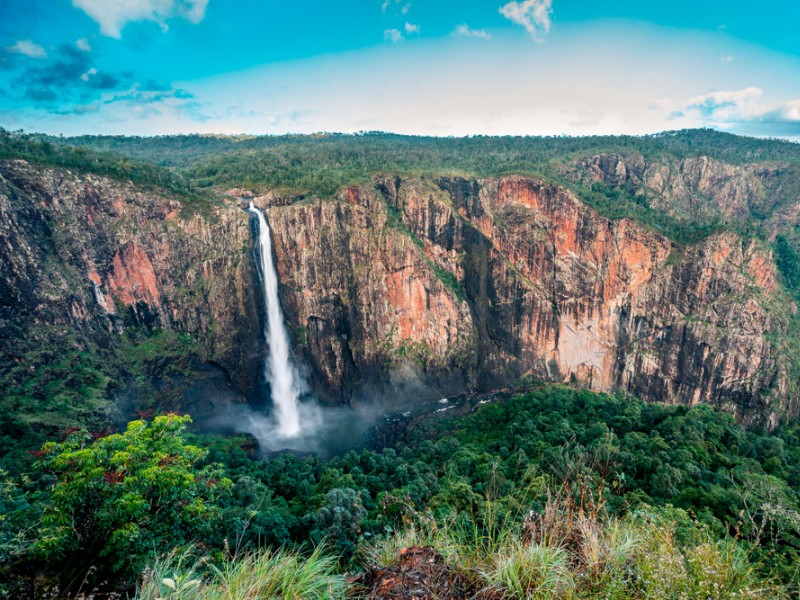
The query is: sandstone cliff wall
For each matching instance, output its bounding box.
[1,158,795,429]
[263,174,794,427]
[0,159,261,416]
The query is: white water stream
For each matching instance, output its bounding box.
[248,202,302,437]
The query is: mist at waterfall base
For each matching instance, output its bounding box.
[218,203,369,457]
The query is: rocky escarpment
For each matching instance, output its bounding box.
[1,156,796,432]
[260,175,795,428]
[568,152,800,233]
[0,159,260,425]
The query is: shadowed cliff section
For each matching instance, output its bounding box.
[0,158,261,436]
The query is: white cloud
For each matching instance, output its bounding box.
[688,87,764,122]
[773,100,800,122]
[454,23,491,40]
[499,0,552,41]
[76,38,92,52]
[719,54,733,63]
[6,39,47,58]
[72,0,209,38]
[80,67,98,82]
[685,87,800,133]
[404,22,419,34]
[381,0,410,13]
[384,28,403,43]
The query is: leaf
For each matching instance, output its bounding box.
[162,577,176,590]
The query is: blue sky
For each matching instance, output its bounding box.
[1,0,799,137]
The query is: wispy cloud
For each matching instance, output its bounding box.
[6,40,47,58]
[76,38,92,52]
[72,0,209,38]
[3,43,194,119]
[14,44,127,102]
[453,23,491,40]
[499,0,553,41]
[719,54,733,63]
[381,0,411,14]
[404,22,419,35]
[384,28,403,43]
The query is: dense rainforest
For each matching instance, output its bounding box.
[3,388,800,597]
[2,128,800,597]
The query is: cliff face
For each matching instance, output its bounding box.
[1,157,796,431]
[262,175,794,428]
[0,159,260,422]
[570,152,800,230]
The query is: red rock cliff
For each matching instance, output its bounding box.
[264,175,794,428]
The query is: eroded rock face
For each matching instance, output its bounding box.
[570,152,800,228]
[264,174,794,428]
[1,158,795,429]
[0,159,261,413]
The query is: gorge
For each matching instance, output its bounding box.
[4,129,800,596]
[2,130,800,452]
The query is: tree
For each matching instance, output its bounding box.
[34,415,231,592]
[310,487,367,558]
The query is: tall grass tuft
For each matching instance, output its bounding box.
[210,545,347,600]
[481,540,574,599]
[136,548,209,600]
[360,488,788,600]
[136,545,349,600]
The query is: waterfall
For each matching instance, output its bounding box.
[248,202,303,437]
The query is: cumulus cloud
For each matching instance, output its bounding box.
[404,22,419,34]
[453,23,491,40]
[685,87,800,136]
[384,28,403,43]
[499,0,552,41]
[6,40,47,58]
[76,38,92,52]
[688,87,764,121]
[72,0,209,38]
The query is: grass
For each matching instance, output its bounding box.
[136,545,349,600]
[358,485,787,599]
[130,466,789,599]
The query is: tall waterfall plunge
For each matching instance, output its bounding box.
[248,202,303,438]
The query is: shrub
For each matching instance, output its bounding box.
[34,415,231,592]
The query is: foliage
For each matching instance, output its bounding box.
[136,545,349,600]
[33,415,232,592]
[133,496,784,599]
[775,234,800,298]
[3,387,800,593]
[310,487,368,557]
[0,128,200,198]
